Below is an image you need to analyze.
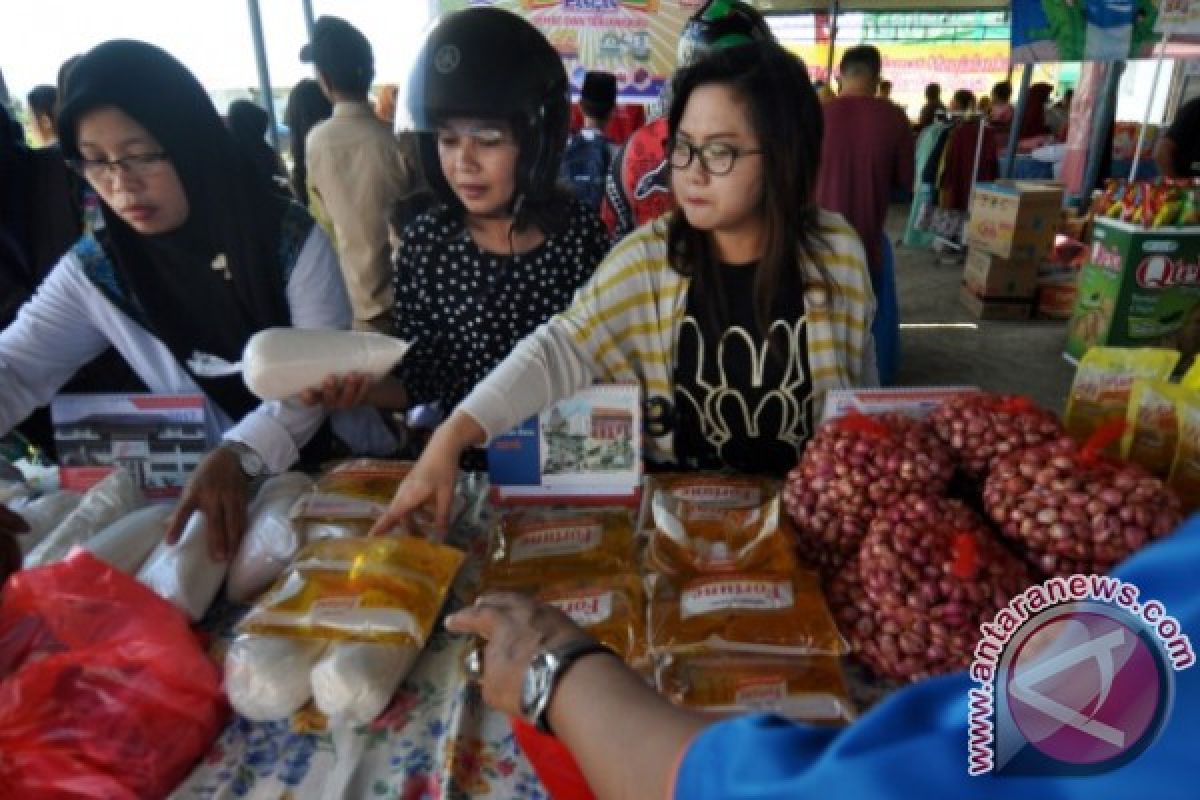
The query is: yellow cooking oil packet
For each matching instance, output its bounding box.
[1066,348,1179,447]
[482,508,636,588]
[239,535,465,645]
[1122,380,1190,478]
[1168,395,1200,511]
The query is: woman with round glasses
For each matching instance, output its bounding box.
[0,39,375,570]
[373,40,878,533]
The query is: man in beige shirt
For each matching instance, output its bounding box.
[301,15,410,333]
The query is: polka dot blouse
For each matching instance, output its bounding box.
[391,199,610,411]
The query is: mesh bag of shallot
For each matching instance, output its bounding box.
[927,393,1063,480]
[783,412,955,574]
[854,495,1035,681]
[983,428,1184,577]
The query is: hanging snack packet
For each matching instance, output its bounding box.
[656,653,855,724]
[482,509,636,588]
[537,573,647,666]
[648,570,845,657]
[644,475,796,578]
[239,535,464,645]
[1122,380,1189,478]
[1065,347,1180,448]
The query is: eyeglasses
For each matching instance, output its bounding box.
[68,152,170,185]
[667,138,763,176]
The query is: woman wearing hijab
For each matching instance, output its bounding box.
[226,98,291,197]
[0,40,359,570]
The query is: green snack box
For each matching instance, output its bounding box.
[1065,218,1200,360]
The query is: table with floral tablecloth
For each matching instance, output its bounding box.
[171,478,552,800]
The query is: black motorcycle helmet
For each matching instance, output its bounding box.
[677,0,775,69]
[407,8,570,228]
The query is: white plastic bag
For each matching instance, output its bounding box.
[137,511,227,621]
[224,634,327,721]
[25,470,143,567]
[227,472,314,604]
[15,491,82,556]
[242,328,411,401]
[81,504,174,574]
[310,642,419,724]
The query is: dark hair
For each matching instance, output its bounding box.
[992,80,1012,103]
[839,45,882,80]
[666,41,829,343]
[283,79,332,203]
[951,89,976,112]
[26,85,58,120]
[925,82,942,101]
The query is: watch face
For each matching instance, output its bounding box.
[520,651,556,722]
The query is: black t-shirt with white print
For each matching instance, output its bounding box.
[672,262,814,477]
[392,200,609,412]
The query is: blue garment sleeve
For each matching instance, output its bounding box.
[675,516,1200,799]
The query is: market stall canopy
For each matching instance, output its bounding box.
[754,0,1009,10]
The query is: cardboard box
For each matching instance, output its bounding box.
[960,286,1033,321]
[966,181,1064,261]
[963,249,1038,299]
[1065,218,1200,360]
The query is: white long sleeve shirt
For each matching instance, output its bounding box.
[0,226,380,473]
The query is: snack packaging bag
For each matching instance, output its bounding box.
[648,570,845,657]
[239,535,464,645]
[1065,347,1180,448]
[537,572,647,666]
[482,508,636,588]
[224,634,327,721]
[656,653,855,724]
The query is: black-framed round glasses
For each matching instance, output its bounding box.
[67,152,170,185]
[666,138,763,176]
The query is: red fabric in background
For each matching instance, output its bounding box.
[940,119,998,212]
[816,96,915,274]
[569,103,647,147]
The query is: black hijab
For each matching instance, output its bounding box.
[57,40,293,421]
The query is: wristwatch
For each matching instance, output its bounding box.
[222,440,266,479]
[520,639,615,734]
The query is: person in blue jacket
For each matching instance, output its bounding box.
[447,516,1200,799]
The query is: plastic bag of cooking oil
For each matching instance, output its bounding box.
[1065,347,1179,449]
[238,535,464,645]
[536,572,647,666]
[1121,380,1190,478]
[648,570,845,657]
[1168,393,1200,511]
[290,460,462,539]
[644,475,797,578]
[656,653,855,724]
[482,509,636,589]
[224,634,328,721]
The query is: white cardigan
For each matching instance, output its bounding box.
[0,226,390,472]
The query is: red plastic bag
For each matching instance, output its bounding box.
[511,717,595,800]
[0,551,227,799]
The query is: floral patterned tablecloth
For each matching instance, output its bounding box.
[171,478,552,800]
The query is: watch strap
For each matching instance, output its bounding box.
[535,640,616,735]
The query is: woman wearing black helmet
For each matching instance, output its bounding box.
[302,8,609,425]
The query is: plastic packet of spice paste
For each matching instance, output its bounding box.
[648,570,845,657]
[1168,394,1200,511]
[290,459,463,538]
[644,475,797,577]
[1121,379,1190,478]
[238,535,464,645]
[1065,348,1179,449]
[482,509,636,588]
[536,572,648,666]
[656,653,855,724]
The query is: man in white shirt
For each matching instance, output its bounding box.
[302,16,412,333]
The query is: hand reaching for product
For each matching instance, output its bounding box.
[369,411,486,536]
[444,592,595,718]
[166,447,249,561]
[299,372,375,410]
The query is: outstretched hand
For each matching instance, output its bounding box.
[165,447,249,561]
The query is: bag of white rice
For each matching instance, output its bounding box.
[310,641,419,724]
[25,470,143,567]
[80,504,174,574]
[225,634,327,721]
[137,511,227,621]
[15,491,82,556]
[227,473,314,604]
